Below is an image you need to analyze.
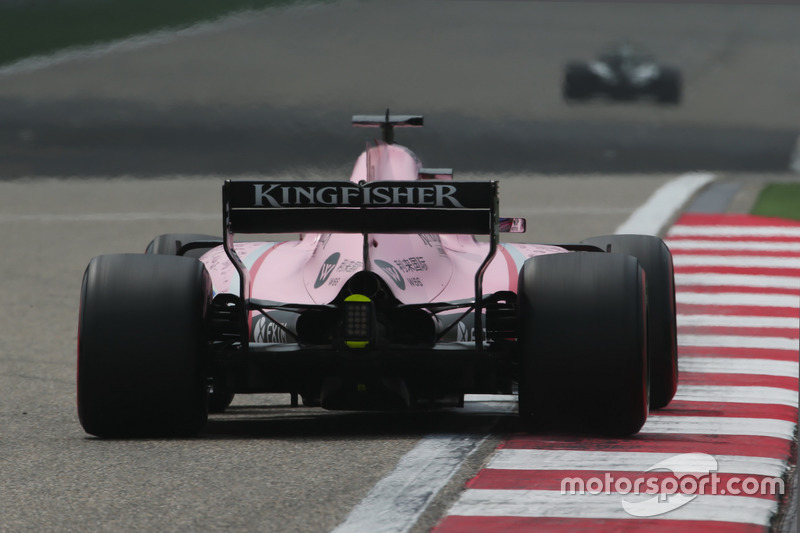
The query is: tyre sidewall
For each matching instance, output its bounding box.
[518,252,648,435]
[582,235,678,409]
[78,253,212,437]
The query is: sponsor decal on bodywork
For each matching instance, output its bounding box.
[374,259,406,290]
[314,253,340,288]
[337,259,362,273]
[252,315,289,343]
[393,257,428,273]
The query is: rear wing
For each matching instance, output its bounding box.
[352,111,423,144]
[221,180,524,349]
[224,180,498,235]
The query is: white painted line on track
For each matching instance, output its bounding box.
[614,173,715,236]
[675,273,800,289]
[679,334,798,351]
[332,434,490,533]
[447,490,776,525]
[487,450,789,478]
[668,226,800,238]
[677,314,800,329]
[667,239,800,252]
[639,416,796,440]
[680,358,799,378]
[674,386,798,407]
[333,399,515,533]
[677,292,800,308]
[673,255,800,269]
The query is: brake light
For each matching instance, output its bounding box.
[343,294,374,348]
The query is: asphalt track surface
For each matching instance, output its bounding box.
[0,0,799,177]
[0,1,798,532]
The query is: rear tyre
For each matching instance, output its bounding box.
[581,235,678,409]
[78,254,212,437]
[146,233,234,412]
[517,252,648,435]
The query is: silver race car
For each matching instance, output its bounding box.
[563,43,682,105]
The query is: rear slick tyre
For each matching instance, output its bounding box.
[517,252,649,436]
[78,254,212,438]
[146,233,233,412]
[582,235,678,409]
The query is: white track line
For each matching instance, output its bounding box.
[639,416,796,440]
[680,358,799,378]
[667,240,800,252]
[668,226,800,238]
[487,450,788,478]
[677,292,800,308]
[614,173,715,236]
[674,385,798,407]
[333,397,515,533]
[673,255,800,269]
[679,334,797,351]
[675,273,800,289]
[447,490,776,525]
[332,433,490,533]
[677,314,799,329]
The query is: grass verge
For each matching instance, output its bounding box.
[751,183,800,221]
[0,0,308,68]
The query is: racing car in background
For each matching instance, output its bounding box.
[563,42,682,104]
[77,111,678,438]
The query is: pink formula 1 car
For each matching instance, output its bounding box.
[77,112,677,438]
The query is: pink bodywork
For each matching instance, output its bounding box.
[200,142,566,305]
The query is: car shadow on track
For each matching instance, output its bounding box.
[201,398,520,440]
